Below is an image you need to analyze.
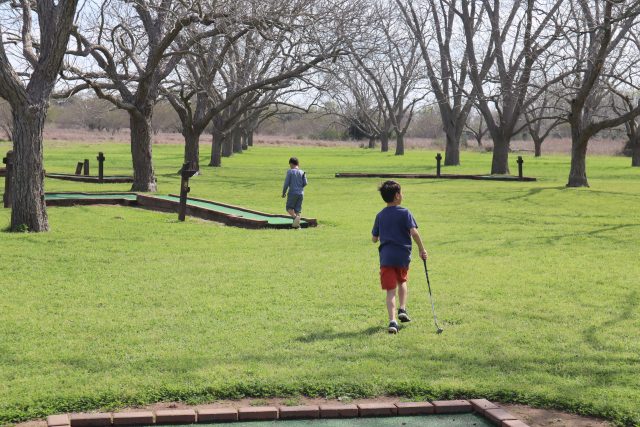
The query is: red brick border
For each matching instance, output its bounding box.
[319,404,359,418]
[395,402,435,415]
[154,409,196,424]
[357,403,397,417]
[278,406,320,419]
[237,407,278,421]
[432,400,474,414]
[112,412,154,425]
[46,400,530,427]
[196,408,238,423]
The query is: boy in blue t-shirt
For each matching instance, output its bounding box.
[372,180,428,334]
[282,157,308,228]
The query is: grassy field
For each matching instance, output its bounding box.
[0,141,639,426]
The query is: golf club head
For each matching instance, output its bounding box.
[436,328,443,334]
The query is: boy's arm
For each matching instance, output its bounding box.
[372,235,379,243]
[282,171,290,197]
[302,172,307,187]
[410,227,428,260]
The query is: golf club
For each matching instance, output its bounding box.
[423,258,443,334]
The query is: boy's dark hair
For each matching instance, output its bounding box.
[289,157,299,165]
[379,180,401,203]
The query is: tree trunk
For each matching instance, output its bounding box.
[368,137,375,149]
[209,129,223,167]
[631,137,640,167]
[183,129,200,172]
[233,130,243,153]
[10,104,49,232]
[248,131,254,147]
[444,126,461,166]
[241,132,248,150]
[380,133,389,152]
[490,135,510,174]
[567,133,589,187]
[129,114,157,191]
[395,132,405,155]
[222,133,233,157]
[443,118,462,166]
[533,138,543,157]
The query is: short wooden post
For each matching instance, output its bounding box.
[178,163,197,221]
[435,152,442,177]
[75,162,83,175]
[3,150,13,208]
[517,156,524,180]
[83,159,90,176]
[96,152,105,181]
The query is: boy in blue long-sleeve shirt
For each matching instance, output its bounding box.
[282,157,307,228]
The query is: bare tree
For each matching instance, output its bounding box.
[561,0,640,186]
[346,1,427,155]
[319,63,389,149]
[163,0,353,170]
[0,0,79,232]
[62,0,224,191]
[465,108,489,147]
[524,91,564,156]
[458,0,566,174]
[397,0,476,165]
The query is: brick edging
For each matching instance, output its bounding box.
[47,400,528,427]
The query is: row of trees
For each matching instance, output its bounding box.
[1,0,640,232]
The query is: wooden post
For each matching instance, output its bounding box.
[435,152,442,177]
[97,152,105,181]
[75,162,83,175]
[178,163,197,221]
[517,156,524,180]
[3,150,13,208]
[83,159,90,176]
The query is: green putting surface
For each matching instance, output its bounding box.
[155,195,305,226]
[45,193,138,201]
[149,415,493,427]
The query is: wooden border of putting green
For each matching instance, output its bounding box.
[46,173,134,183]
[43,192,317,230]
[44,192,138,207]
[136,194,317,229]
[168,194,318,229]
[46,400,529,427]
[335,173,536,182]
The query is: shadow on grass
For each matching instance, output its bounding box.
[583,290,639,351]
[503,186,566,202]
[295,326,382,342]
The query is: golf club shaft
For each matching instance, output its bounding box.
[423,258,443,333]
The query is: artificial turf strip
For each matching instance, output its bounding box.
[145,416,494,427]
[154,195,304,225]
[44,193,138,201]
[1,141,639,426]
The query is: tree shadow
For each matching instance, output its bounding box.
[583,290,639,351]
[295,326,383,343]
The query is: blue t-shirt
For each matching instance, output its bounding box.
[372,206,418,267]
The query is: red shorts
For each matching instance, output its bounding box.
[380,266,409,290]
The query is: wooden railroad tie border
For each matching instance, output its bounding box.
[47,400,528,427]
[334,172,537,182]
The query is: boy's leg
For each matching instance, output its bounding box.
[398,281,408,310]
[386,288,397,322]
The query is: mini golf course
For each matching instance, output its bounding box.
[46,173,135,183]
[334,172,536,181]
[44,192,317,229]
[45,400,523,427]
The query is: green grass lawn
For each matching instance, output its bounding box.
[1,141,639,426]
